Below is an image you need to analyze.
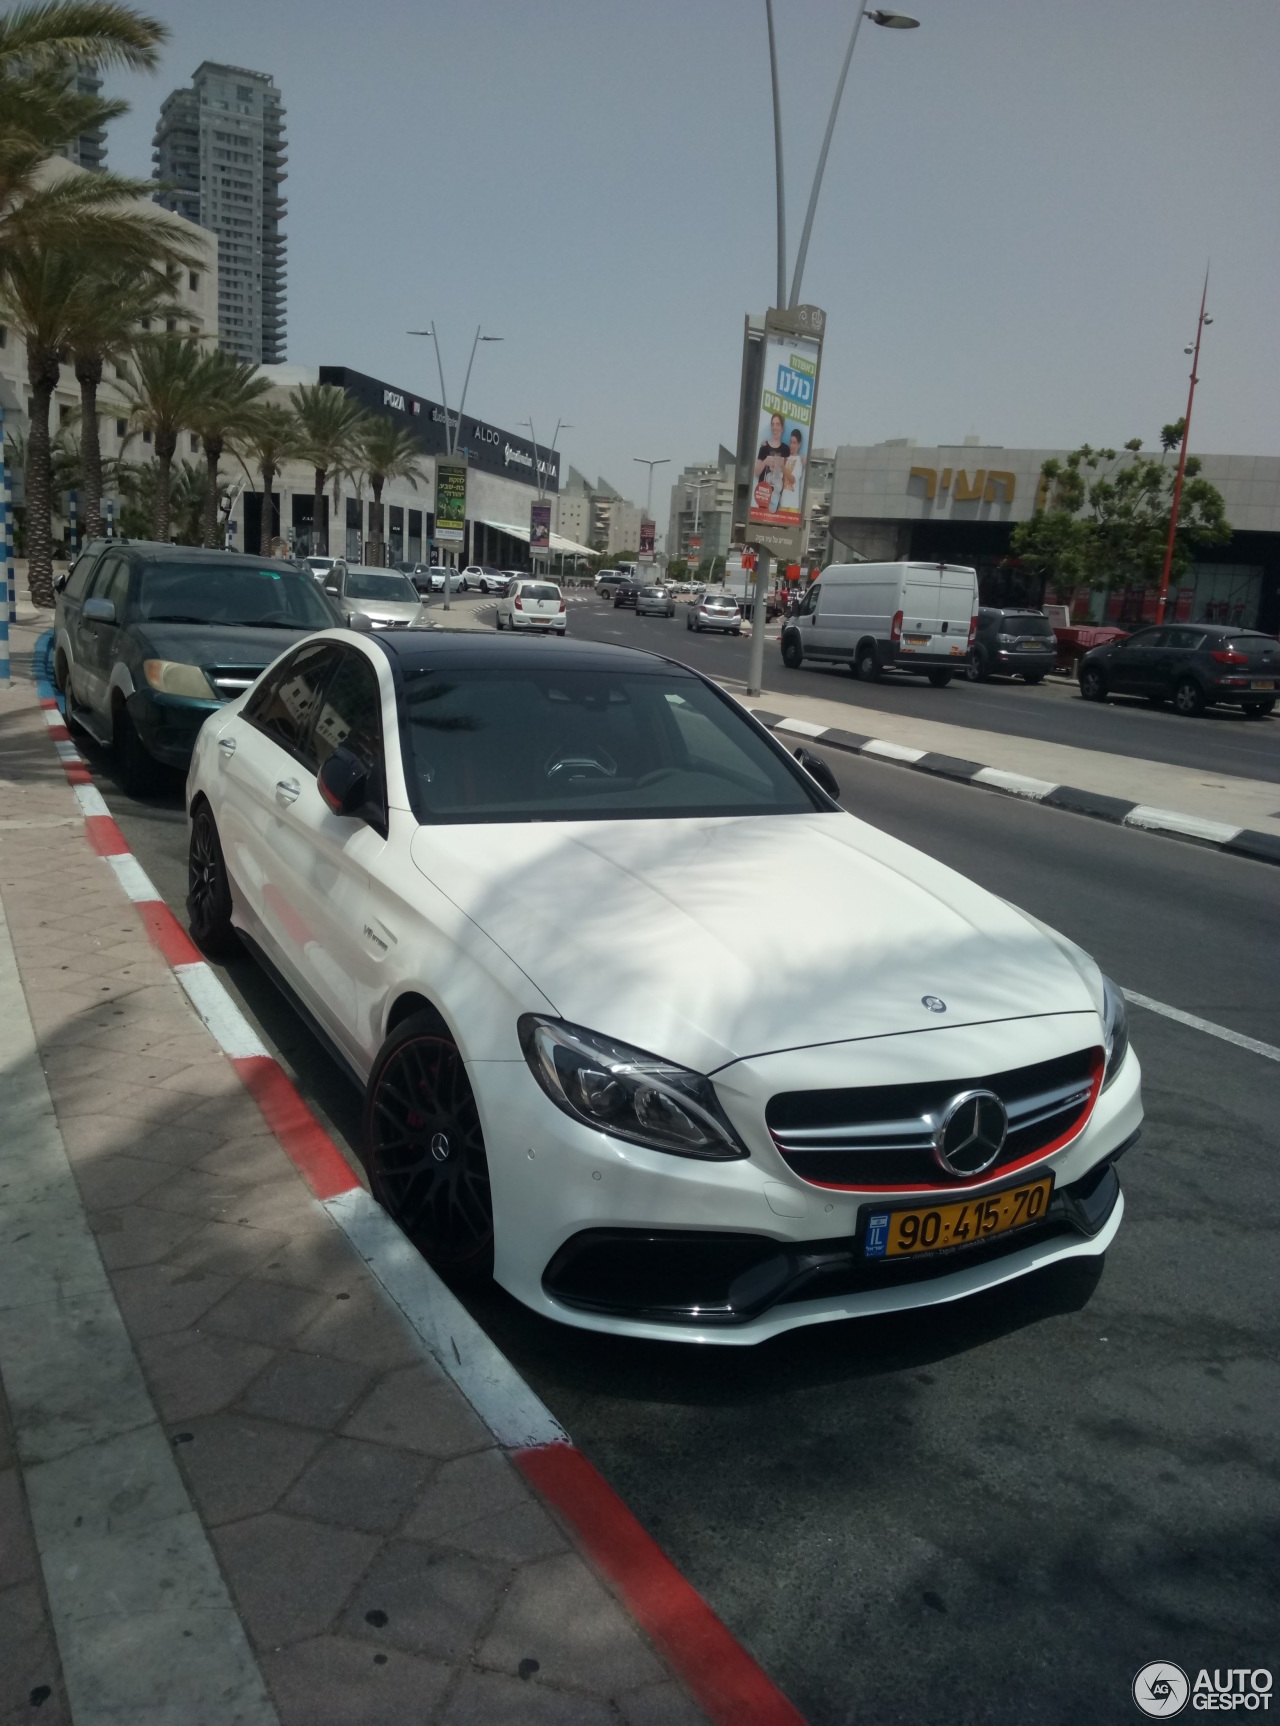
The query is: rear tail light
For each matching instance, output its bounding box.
[515,597,524,610]
[559,599,566,612]
[968,614,978,647]
[890,610,903,645]
[1211,649,1247,665]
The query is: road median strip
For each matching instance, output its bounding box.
[20,629,802,1726]
[754,706,1280,866]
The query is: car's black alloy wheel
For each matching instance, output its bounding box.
[855,644,880,682]
[966,647,987,682]
[187,803,237,956]
[781,631,803,669]
[365,1014,494,1279]
[113,702,155,795]
[1079,665,1107,702]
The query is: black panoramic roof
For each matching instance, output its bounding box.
[372,629,688,676]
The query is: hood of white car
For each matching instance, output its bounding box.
[410,812,1099,1072]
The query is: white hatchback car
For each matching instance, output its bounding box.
[495,578,567,634]
[185,632,1141,1345]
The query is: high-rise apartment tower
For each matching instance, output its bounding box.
[152,62,287,363]
[58,61,106,170]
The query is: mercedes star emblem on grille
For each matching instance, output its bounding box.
[933,1089,1009,1177]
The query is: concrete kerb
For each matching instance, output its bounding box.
[762,712,1280,867]
[17,629,806,1726]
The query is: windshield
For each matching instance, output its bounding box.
[1002,613,1054,636]
[137,562,335,629]
[401,664,825,824]
[346,571,418,603]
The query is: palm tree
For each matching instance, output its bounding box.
[68,257,180,539]
[232,402,299,556]
[361,417,424,567]
[116,334,205,541]
[0,4,184,266]
[188,349,271,546]
[0,242,80,603]
[289,382,366,557]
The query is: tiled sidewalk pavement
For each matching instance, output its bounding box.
[0,1372,70,1724]
[0,682,707,1722]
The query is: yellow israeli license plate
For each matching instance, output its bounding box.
[904,634,929,647]
[863,1176,1053,1260]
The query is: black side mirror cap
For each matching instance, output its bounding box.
[318,747,367,817]
[54,573,68,595]
[794,746,840,801]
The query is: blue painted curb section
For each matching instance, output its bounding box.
[32,628,59,706]
[755,708,1280,870]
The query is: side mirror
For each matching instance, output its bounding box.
[318,746,367,817]
[83,597,116,625]
[794,746,840,800]
[346,611,374,633]
[54,573,69,595]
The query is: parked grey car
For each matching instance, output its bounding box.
[322,565,428,628]
[1079,622,1278,717]
[968,607,1058,684]
[635,584,676,618]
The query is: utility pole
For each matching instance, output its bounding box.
[1157,268,1212,625]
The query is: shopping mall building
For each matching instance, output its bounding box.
[827,440,1280,634]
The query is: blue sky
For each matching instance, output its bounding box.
[108,0,1279,508]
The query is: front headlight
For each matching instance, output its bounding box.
[1102,976,1129,1089]
[143,659,216,699]
[518,1016,749,1161]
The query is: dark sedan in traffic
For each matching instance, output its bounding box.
[1078,621,1277,717]
[53,541,339,790]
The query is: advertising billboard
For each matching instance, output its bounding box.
[639,519,656,562]
[434,458,467,546]
[530,500,551,558]
[745,306,824,558]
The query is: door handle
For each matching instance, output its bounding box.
[218,736,237,757]
[275,778,300,804]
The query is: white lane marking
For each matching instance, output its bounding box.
[1123,805,1241,844]
[972,765,1057,799]
[775,717,829,739]
[862,738,927,764]
[72,783,111,818]
[1123,989,1280,1064]
[105,853,161,903]
[325,1186,568,1451]
[172,960,271,1059]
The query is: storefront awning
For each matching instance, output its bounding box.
[478,519,597,558]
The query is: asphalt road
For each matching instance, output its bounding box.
[556,593,1280,785]
[86,725,1278,1726]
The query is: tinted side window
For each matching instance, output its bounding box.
[1166,628,1205,650]
[312,650,382,770]
[1126,628,1167,649]
[87,554,131,618]
[800,583,821,615]
[244,641,337,767]
[65,548,101,601]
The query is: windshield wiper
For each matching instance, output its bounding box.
[221,618,310,629]
[143,614,210,624]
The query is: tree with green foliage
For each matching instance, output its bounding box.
[231,402,300,556]
[115,335,206,541]
[188,348,271,546]
[361,417,423,566]
[290,382,367,556]
[1011,436,1230,603]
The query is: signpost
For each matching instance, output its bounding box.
[434,457,467,612]
[739,304,825,695]
[530,499,551,570]
[639,519,656,563]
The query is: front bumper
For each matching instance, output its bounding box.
[127,689,221,768]
[474,1024,1143,1345]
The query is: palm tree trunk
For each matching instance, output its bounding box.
[74,353,105,541]
[312,466,326,556]
[260,458,276,556]
[154,430,177,541]
[25,349,61,609]
[370,476,384,567]
[204,435,223,547]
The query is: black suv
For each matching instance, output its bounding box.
[968,607,1057,683]
[612,580,642,609]
[1078,622,1278,718]
[53,541,339,790]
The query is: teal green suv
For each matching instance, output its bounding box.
[53,541,340,792]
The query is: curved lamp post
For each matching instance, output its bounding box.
[1157,269,1212,625]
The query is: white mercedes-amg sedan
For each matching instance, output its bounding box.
[185,630,1141,1344]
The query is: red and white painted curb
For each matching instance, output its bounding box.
[35,693,805,1726]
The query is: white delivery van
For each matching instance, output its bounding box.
[779,561,979,686]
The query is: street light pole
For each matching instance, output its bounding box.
[1157,267,1212,626]
[633,457,670,564]
[787,8,919,310]
[765,0,787,309]
[455,327,503,453]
